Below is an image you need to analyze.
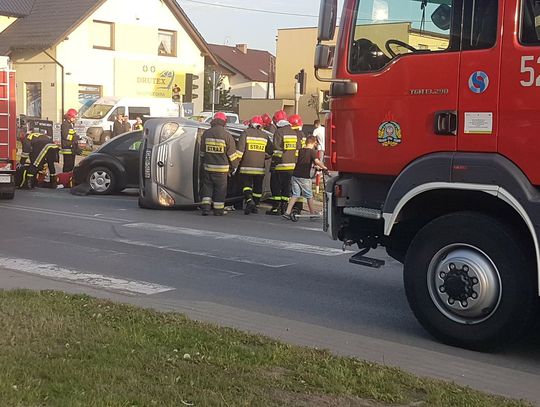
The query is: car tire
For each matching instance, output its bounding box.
[404,211,538,351]
[87,166,116,195]
[138,196,158,209]
[100,130,112,145]
[0,191,14,200]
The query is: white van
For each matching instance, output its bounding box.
[79,97,180,144]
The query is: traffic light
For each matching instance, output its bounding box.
[184,73,200,103]
[295,69,307,95]
[172,84,181,103]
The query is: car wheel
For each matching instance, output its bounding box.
[87,167,116,195]
[404,211,538,351]
[100,130,112,145]
[0,191,14,200]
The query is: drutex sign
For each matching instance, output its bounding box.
[115,59,186,98]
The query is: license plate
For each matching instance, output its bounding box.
[144,148,152,179]
[0,174,11,183]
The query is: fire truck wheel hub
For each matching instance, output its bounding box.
[427,245,502,324]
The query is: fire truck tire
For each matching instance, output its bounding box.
[404,211,538,351]
[87,166,116,195]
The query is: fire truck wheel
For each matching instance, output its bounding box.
[404,211,538,351]
[87,166,116,195]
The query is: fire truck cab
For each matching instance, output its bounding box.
[317,0,540,350]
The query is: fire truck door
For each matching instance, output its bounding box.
[336,0,462,176]
[457,0,501,152]
[498,0,540,185]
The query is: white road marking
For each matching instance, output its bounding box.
[0,204,127,224]
[0,256,174,295]
[123,223,351,257]
[65,233,292,268]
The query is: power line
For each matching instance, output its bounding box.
[181,0,319,18]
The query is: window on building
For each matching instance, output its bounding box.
[78,84,102,115]
[128,107,151,120]
[158,29,177,56]
[521,0,540,44]
[93,20,114,50]
[25,82,41,117]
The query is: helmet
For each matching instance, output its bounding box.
[214,112,227,122]
[273,110,288,123]
[250,116,263,127]
[65,108,78,119]
[288,114,303,128]
[261,113,272,127]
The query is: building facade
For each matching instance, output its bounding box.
[0,0,216,122]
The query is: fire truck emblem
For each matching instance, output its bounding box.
[468,71,489,94]
[378,118,402,147]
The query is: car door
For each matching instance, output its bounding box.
[498,0,540,185]
[333,0,462,176]
[113,132,142,186]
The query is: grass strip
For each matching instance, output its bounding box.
[0,290,531,407]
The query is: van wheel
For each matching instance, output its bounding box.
[88,167,115,195]
[404,212,538,351]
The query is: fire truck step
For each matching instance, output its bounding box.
[349,251,385,269]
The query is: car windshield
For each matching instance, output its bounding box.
[82,104,115,119]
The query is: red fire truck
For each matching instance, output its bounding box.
[0,56,16,199]
[316,0,540,350]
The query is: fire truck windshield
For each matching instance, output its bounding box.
[349,0,453,72]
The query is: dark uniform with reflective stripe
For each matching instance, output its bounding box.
[19,132,59,189]
[268,124,302,214]
[60,118,79,172]
[200,120,239,215]
[236,126,272,214]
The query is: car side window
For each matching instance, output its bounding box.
[108,107,125,122]
[128,107,151,120]
[113,133,142,152]
[461,0,498,50]
[521,0,540,45]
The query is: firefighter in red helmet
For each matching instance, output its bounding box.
[200,112,239,216]
[266,110,302,215]
[236,116,272,214]
[261,113,276,135]
[60,108,79,172]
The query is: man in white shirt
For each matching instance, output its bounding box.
[313,120,325,161]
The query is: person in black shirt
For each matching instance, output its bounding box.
[282,135,328,220]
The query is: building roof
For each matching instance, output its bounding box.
[0,0,35,17]
[0,0,218,64]
[209,44,274,82]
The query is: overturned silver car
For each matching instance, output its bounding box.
[138,118,249,209]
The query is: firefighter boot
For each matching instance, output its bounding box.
[49,175,58,189]
[26,175,35,190]
[201,198,212,216]
[244,199,256,215]
[266,200,281,215]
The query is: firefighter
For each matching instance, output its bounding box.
[200,112,239,216]
[60,108,79,172]
[19,131,60,189]
[133,117,144,131]
[289,114,306,146]
[261,113,276,135]
[236,116,272,215]
[266,110,302,215]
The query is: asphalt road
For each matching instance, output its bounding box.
[1,188,540,405]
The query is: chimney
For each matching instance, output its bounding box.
[236,44,248,54]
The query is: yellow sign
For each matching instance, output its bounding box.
[115,59,186,98]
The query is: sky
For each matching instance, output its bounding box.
[178,0,345,53]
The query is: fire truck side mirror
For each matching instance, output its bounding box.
[315,44,334,69]
[317,0,338,42]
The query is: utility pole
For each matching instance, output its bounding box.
[211,70,216,115]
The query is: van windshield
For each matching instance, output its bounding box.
[82,104,114,119]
